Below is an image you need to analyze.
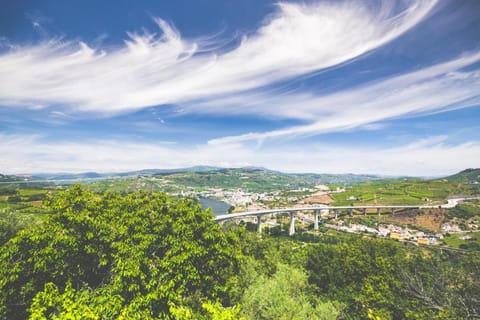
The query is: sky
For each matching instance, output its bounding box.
[0,0,479,176]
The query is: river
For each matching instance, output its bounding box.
[198,197,231,216]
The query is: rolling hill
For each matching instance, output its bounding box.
[441,168,480,184]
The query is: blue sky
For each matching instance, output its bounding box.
[1,0,479,176]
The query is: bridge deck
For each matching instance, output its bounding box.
[213,197,480,222]
[215,205,426,221]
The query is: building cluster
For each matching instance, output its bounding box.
[180,188,284,208]
[324,222,377,234]
[323,221,443,245]
[441,223,464,233]
[380,224,443,244]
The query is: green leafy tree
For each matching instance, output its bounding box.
[240,263,340,320]
[170,301,244,320]
[306,235,480,319]
[0,208,39,245]
[401,252,480,319]
[306,238,405,319]
[0,185,239,319]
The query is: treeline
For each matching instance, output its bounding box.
[0,189,47,203]
[1,186,479,319]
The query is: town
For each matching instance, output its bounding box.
[176,182,479,248]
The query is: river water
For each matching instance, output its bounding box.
[198,197,231,216]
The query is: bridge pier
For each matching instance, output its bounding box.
[313,210,319,230]
[363,208,366,216]
[377,208,381,216]
[334,209,338,219]
[391,208,395,215]
[289,212,295,236]
[257,215,262,234]
[349,208,353,216]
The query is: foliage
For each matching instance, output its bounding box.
[221,230,344,319]
[401,252,480,319]
[447,203,480,219]
[6,195,21,203]
[0,208,40,245]
[1,182,480,319]
[170,301,244,320]
[306,237,404,319]
[442,232,480,249]
[240,263,340,320]
[305,236,480,319]
[0,185,239,319]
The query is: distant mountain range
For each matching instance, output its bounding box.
[14,166,381,184]
[1,167,479,185]
[3,166,222,182]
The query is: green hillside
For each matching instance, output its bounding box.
[331,174,480,206]
[160,168,314,192]
[86,168,378,194]
[441,168,480,184]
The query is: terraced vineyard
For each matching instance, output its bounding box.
[330,176,480,206]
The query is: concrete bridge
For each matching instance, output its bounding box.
[214,197,478,236]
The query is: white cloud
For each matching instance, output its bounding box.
[1,133,479,177]
[4,0,478,177]
[0,0,436,114]
[207,52,480,145]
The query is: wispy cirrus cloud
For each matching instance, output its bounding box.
[207,52,480,145]
[1,133,479,176]
[0,0,437,114]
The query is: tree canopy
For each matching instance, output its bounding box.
[0,185,239,319]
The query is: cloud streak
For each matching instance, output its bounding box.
[0,0,437,114]
[206,52,480,145]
